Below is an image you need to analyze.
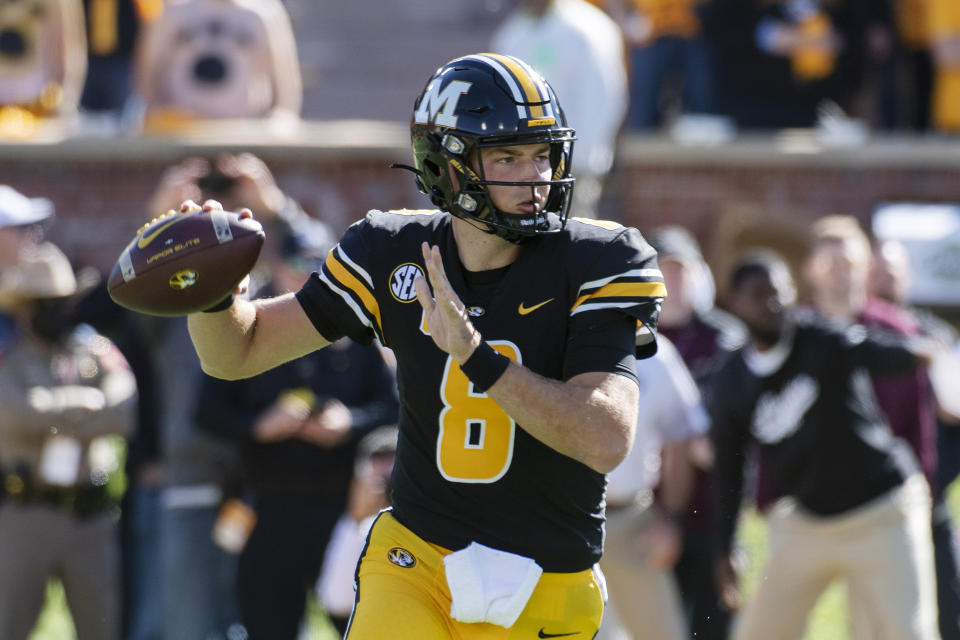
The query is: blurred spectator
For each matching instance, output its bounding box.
[0,242,137,640]
[0,0,87,137]
[648,225,744,640]
[71,280,164,640]
[868,238,960,490]
[194,225,399,640]
[78,0,150,125]
[145,153,328,640]
[802,214,960,639]
[490,0,627,219]
[707,0,869,129]
[712,249,938,640]
[860,0,934,131]
[0,185,53,270]
[867,237,960,639]
[928,0,960,133]
[602,0,717,130]
[133,0,302,133]
[153,312,244,640]
[145,153,327,295]
[316,425,399,637]
[597,335,706,640]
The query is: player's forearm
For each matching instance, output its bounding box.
[189,293,331,380]
[487,367,638,474]
[188,297,260,379]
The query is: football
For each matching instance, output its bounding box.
[107,209,265,316]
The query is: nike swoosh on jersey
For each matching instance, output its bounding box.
[538,629,579,638]
[518,298,554,315]
[137,216,186,249]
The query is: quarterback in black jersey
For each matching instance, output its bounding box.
[186,53,664,639]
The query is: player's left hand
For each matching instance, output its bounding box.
[414,242,481,363]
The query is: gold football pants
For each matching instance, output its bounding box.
[345,510,605,639]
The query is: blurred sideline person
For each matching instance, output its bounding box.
[71,279,164,640]
[316,425,400,636]
[194,226,399,640]
[648,225,742,640]
[132,0,301,133]
[868,238,960,491]
[0,0,87,137]
[185,53,664,639]
[0,185,52,270]
[601,0,718,130]
[78,0,153,130]
[146,153,324,640]
[597,334,706,640]
[711,250,939,640]
[491,0,627,219]
[0,242,137,640]
[928,0,960,133]
[803,215,960,640]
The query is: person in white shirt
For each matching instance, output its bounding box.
[598,334,708,640]
[491,0,627,219]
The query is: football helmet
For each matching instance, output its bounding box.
[407,53,576,243]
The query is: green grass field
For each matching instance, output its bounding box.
[28,479,960,640]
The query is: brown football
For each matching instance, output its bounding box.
[107,209,264,316]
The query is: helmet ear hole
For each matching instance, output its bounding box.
[423,159,442,178]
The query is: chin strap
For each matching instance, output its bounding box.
[389,163,421,176]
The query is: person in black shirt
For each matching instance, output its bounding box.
[193,228,399,640]
[710,250,939,640]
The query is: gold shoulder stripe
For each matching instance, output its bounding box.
[570,281,667,312]
[324,251,383,333]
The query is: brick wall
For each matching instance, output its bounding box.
[3,129,959,299]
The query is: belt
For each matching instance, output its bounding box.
[3,473,112,518]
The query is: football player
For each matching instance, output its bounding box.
[186,53,665,639]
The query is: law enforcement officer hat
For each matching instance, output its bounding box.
[0,242,77,304]
[0,185,53,229]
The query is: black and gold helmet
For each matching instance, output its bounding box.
[407,53,576,243]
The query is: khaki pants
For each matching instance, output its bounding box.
[0,502,120,640]
[599,502,688,640]
[736,474,939,640]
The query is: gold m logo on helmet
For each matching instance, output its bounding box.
[169,269,198,290]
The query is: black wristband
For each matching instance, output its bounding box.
[459,342,510,393]
[202,294,235,313]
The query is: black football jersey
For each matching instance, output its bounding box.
[710,316,920,554]
[296,210,664,572]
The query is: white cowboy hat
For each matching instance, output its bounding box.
[0,185,53,229]
[0,242,77,304]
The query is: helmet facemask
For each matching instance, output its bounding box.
[408,53,577,244]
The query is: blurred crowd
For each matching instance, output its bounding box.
[2,0,960,139]
[1,1,960,640]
